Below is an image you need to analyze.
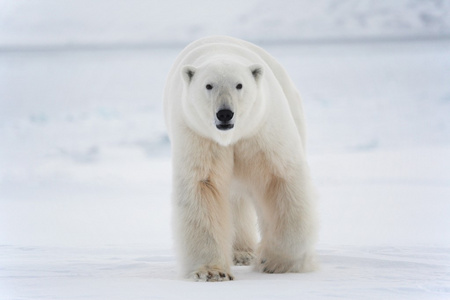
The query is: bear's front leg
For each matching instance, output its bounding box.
[172,132,234,281]
[173,179,234,281]
[256,168,318,274]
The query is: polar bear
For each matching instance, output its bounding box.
[163,36,318,281]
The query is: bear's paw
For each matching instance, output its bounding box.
[233,250,255,266]
[256,251,317,274]
[192,266,234,282]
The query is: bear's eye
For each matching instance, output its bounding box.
[206,84,213,90]
[236,83,243,90]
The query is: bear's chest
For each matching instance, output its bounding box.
[232,138,287,185]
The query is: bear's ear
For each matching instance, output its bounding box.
[181,65,196,84]
[250,64,263,82]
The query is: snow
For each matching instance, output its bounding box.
[1,1,450,298]
[1,245,449,300]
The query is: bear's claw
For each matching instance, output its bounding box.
[192,266,234,282]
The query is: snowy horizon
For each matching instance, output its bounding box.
[1,0,450,50]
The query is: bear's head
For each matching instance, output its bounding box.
[181,61,265,146]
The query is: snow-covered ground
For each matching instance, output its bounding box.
[1,39,449,299]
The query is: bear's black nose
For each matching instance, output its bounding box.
[216,109,234,122]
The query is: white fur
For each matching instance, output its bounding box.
[163,36,318,281]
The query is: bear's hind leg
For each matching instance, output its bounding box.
[231,191,258,266]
